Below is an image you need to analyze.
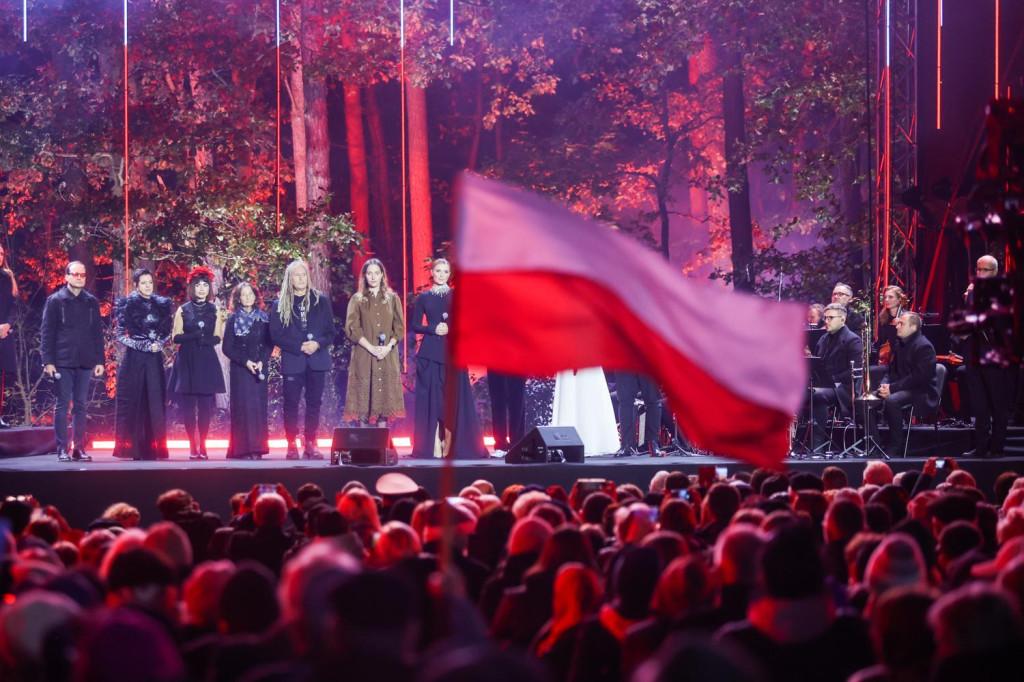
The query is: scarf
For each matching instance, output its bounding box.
[233,307,268,336]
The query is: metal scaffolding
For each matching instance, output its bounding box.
[874,0,919,298]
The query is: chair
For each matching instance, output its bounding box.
[902,364,948,458]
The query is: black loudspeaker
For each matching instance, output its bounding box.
[505,426,585,464]
[330,427,397,466]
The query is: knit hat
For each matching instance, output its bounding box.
[866,533,926,594]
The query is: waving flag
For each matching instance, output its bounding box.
[450,173,806,468]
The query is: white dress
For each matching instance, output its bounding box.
[551,367,619,456]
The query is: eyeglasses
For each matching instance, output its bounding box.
[823,316,842,321]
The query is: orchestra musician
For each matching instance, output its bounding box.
[805,303,862,446]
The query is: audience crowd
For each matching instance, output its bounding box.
[2,456,1024,681]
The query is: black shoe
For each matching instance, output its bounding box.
[647,442,665,458]
[189,451,201,461]
[0,417,10,429]
[71,448,92,462]
[961,447,988,459]
[613,446,636,458]
[57,449,71,462]
[302,447,325,460]
[286,443,300,460]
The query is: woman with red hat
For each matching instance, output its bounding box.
[168,266,226,460]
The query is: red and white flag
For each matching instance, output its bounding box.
[450,173,806,468]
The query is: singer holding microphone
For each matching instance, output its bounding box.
[168,266,226,461]
[223,282,272,460]
[40,261,105,463]
[270,260,336,460]
[344,258,405,428]
[410,258,486,458]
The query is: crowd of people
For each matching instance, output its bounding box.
[2,458,1024,681]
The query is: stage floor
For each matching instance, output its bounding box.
[2,439,1022,529]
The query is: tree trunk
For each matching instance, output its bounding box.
[299,0,331,298]
[719,46,755,293]
[406,82,433,291]
[468,74,484,171]
[287,58,308,210]
[366,85,394,258]
[344,83,371,276]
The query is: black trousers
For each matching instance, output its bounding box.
[967,365,1016,453]
[487,372,525,450]
[868,390,915,448]
[413,357,444,458]
[283,367,326,444]
[615,372,661,449]
[54,367,92,452]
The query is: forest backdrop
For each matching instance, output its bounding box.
[0,0,871,433]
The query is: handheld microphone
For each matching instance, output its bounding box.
[307,333,314,341]
[377,333,386,346]
[53,371,61,380]
[197,321,205,329]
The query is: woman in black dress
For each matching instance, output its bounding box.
[0,244,18,428]
[112,268,173,460]
[169,266,226,460]
[410,258,487,459]
[223,281,271,460]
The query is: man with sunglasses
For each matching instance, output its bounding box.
[40,261,105,462]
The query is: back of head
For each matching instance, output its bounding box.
[0,590,81,672]
[182,559,234,628]
[75,608,185,682]
[144,521,194,576]
[220,561,280,635]
[938,521,983,562]
[821,466,848,491]
[825,499,866,542]
[634,633,767,682]
[760,524,824,599]
[374,521,423,567]
[254,493,289,529]
[652,555,715,620]
[929,582,1024,658]
[156,489,193,520]
[105,547,175,593]
[705,484,741,524]
[581,492,614,524]
[507,516,552,557]
[863,461,894,487]
[611,546,661,619]
[328,571,412,640]
[865,533,927,598]
[871,586,936,669]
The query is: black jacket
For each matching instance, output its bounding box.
[883,329,939,411]
[269,293,336,374]
[40,286,104,368]
[815,324,863,387]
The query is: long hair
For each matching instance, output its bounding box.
[230,281,264,312]
[879,286,908,325]
[355,258,393,300]
[276,260,319,326]
[0,246,18,298]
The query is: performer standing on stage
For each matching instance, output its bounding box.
[344,258,405,429]
[552,367,619,456]
[0,244,19,428]
[40,261,105,462]
[962,255,1015,458]
[271,260,335,460]
[488,372,525,454]
[223,282,272,460]
[112,268,173,460]
[410,258,486,459]
[168,266,226,461]
[614,372,663,457]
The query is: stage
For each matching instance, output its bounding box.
[1,424,1022,529]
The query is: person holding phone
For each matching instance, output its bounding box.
[343,258,405,429]
[270,260,336,460]
[223,282,272,460]
[169,266,227,461]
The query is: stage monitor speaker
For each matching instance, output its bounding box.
[330,427,397,466]
[505,426,585,464]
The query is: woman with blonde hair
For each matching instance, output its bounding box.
[343,258,405,426]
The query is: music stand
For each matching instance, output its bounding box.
[838,361,888,459]
[794,356,832,457]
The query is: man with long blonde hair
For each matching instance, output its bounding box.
[270,260,336,459]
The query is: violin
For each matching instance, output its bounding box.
[936,353,964,367]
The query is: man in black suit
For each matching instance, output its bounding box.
[614,372,663,457]
[872,311,938,456]
[40,261,105,462]
[806,303,863,445]
[831,282,865,333]
[270,260,336,460]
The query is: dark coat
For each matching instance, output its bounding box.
[411,288,450,363]
[816,324,863,387]
[882,329,939,411]
[0,271,17,372]
[40,286,104,368]
[269,294,336,374]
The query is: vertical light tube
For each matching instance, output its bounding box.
[450,0,454,46]
[276,0,281,233]
[995,0,1000,98]
[123,0,130,291]
[400,0,408,373]
[22,0,27,41]
[936,0,942,129]
[883,0,892,288]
